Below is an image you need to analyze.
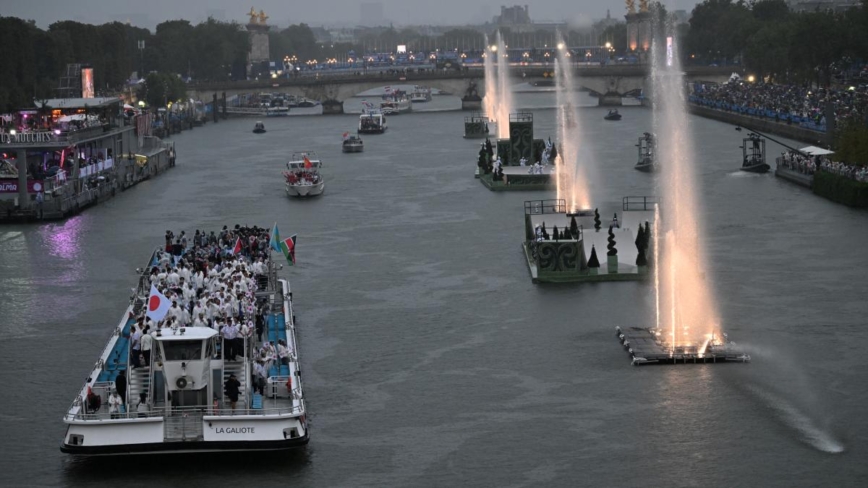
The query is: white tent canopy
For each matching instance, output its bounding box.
[57,114,87,123]
[799,146,835,156]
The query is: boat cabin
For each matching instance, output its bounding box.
[154,327,218,409]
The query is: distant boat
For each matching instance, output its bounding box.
[342,135,364,153]
[739,132,770,173]
[380,97,412,115]
[252,121,266,134]
[265,106,289,117]
[285,152,325,197]
[358,112,387,134]
[410,86,432,103]
[604,110,622,121]
[296,98,318,108]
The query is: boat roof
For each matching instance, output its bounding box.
[36,97,122,109]
[799,145,834,156]
[154,327,218,341]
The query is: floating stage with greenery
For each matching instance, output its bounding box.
[475,112,553,191]
[615,327,751,366]
[522,197,657,284]
[479,168,554,191]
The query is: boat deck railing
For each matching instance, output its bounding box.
[524,199,566,215]
[65,404,304,422]
[622,196,658,211]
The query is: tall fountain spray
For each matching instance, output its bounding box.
[482,34,498,125]
[554,39,593,211]
[494,32,514,139]
[651,27,720,352]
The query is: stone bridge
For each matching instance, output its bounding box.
[188,65,737,112]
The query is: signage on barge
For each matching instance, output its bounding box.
[0,132,54,144]
[0,179,44,193]
[215,426,255,434]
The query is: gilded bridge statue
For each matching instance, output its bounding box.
[247,7,269,24]
[626,0,636,14]
[639,0,650,12]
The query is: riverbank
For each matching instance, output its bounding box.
[687,104,830,147]
[812,170,868,207]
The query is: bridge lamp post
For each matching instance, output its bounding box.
[544,52,550,65]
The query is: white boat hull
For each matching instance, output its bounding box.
[61,277,309,456]
[286,182,325,197]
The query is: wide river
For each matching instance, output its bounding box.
[1,89,867,487]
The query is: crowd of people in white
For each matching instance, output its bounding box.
[778,151,868,182]
[109,225,293,412]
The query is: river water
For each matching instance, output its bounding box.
[1,90,867,487]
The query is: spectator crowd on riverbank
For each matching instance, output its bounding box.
[689,81,868,132]
[778,151,868,182]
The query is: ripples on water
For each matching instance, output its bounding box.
[0,89,866,486]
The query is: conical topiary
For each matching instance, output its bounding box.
[553,225,559,241]
[643,221,651,251]
[594,208,601,232]
[588,245,600,267]
[635,225,647,266]
[607,225,617,256]
[570,216,579,239]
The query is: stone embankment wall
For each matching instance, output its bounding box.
[687,105,830,147]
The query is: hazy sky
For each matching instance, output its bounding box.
[1,0,701,29]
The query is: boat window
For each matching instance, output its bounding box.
[162,340,203,361]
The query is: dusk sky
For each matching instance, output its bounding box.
[2,0,701,29]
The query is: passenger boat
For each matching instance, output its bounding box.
[60,229,308,455]
[410,86,432,103]
[265,107,289,117]
[342,135,364,153]
[604,109,622,121]
[380,95,412,115]
[253,121,266,134]
[634,132,657,172]
[358,112,387,134]
[285,152,325,197]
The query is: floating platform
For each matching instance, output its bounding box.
[479,168,554,191]
[522,198,657,283]
[615,326,751,366]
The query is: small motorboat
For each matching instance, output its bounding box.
[342,135,364,153]
[739,132,770,173]
[604,110,622,121]
[253,121,266,134]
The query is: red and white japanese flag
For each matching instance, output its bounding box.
[147,284,171,322]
